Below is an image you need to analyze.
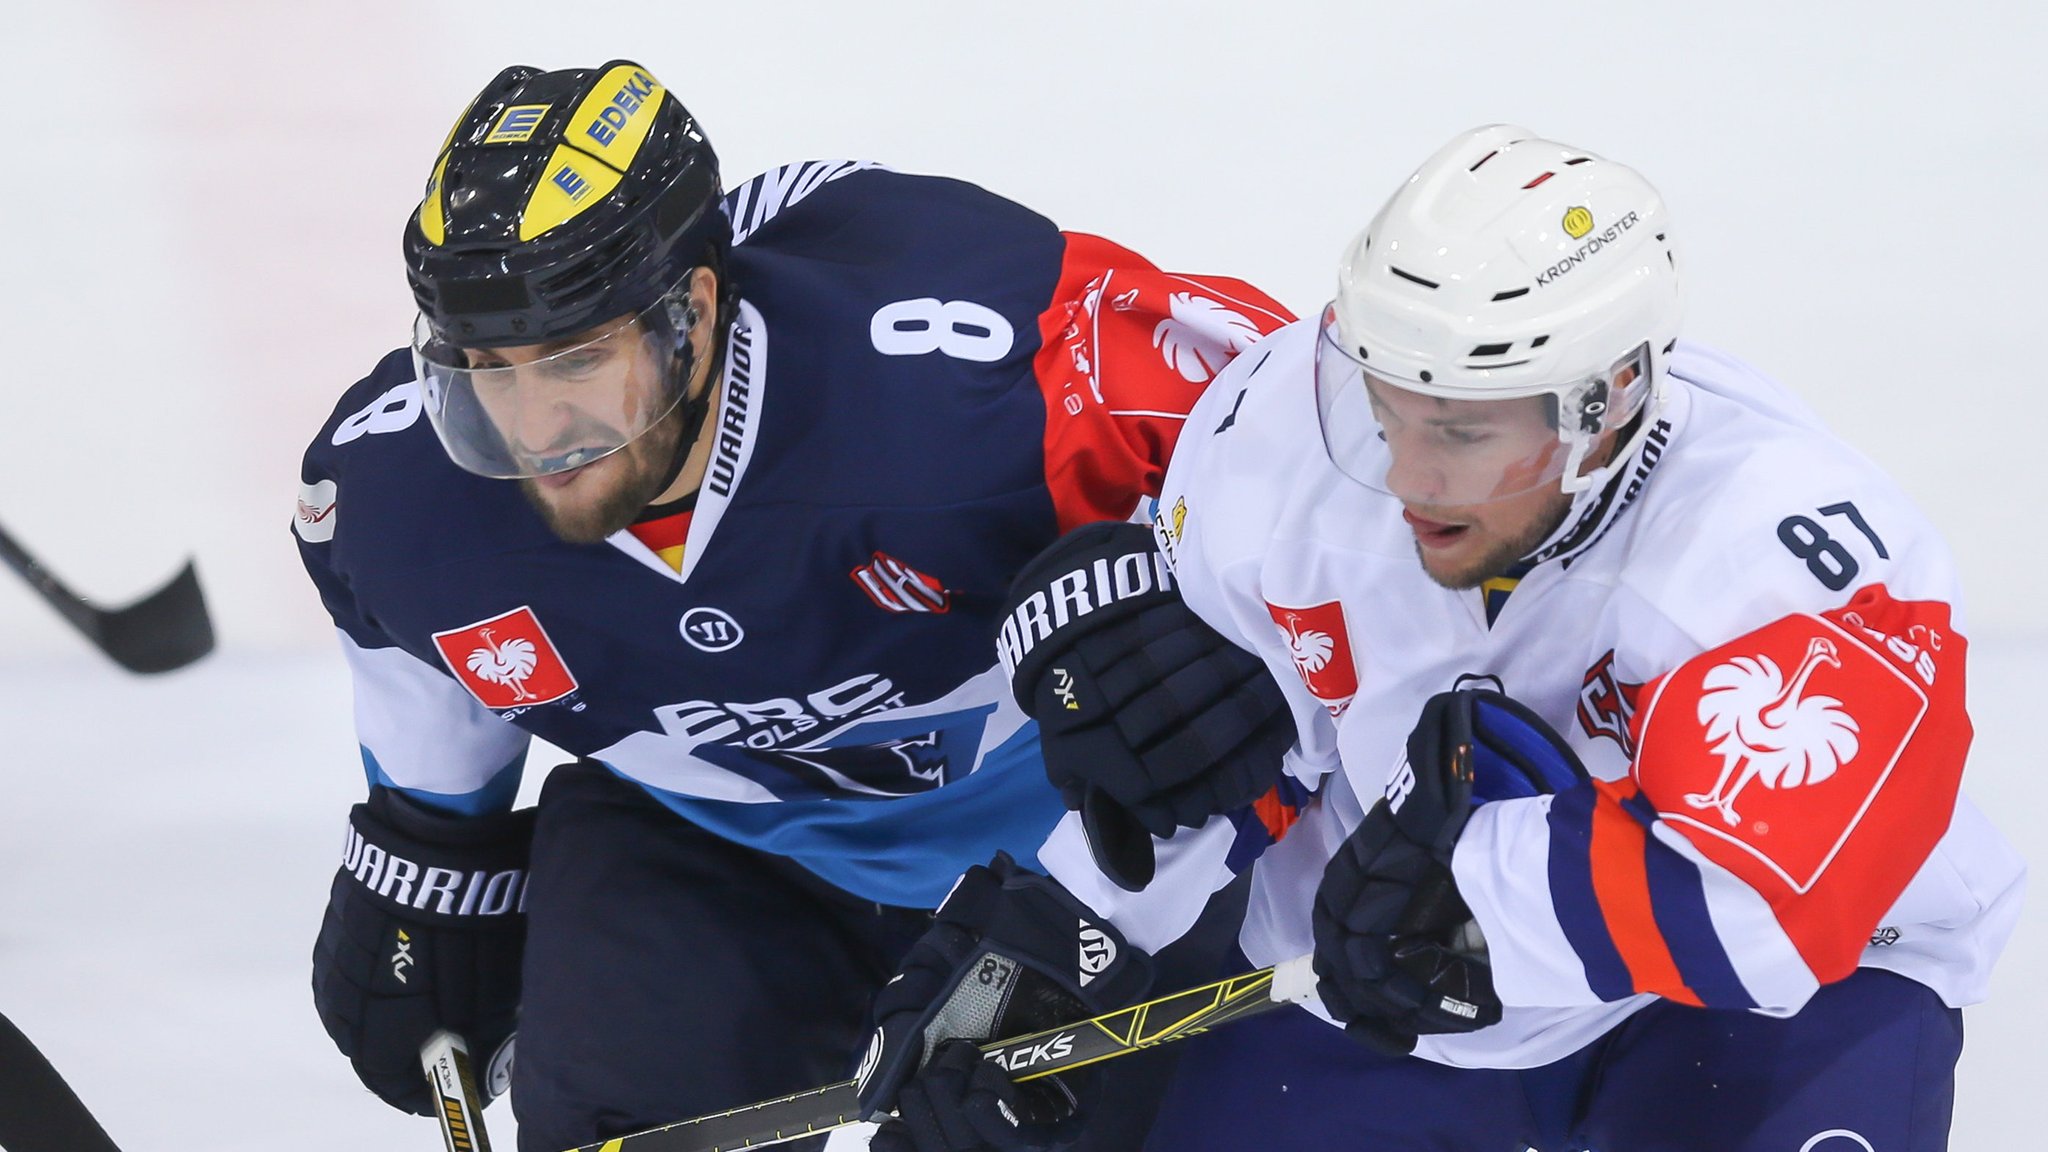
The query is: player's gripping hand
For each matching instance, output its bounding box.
[311,788,534,1115]
[855,853,1151,1149]
[1001,521,1296,885]
[1312,689,1585,1054]
[872,1039,1094,1152]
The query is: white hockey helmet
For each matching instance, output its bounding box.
[1314,125,1682,507]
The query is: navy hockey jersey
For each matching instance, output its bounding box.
[295,162,1291,907]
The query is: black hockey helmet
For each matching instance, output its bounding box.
[403,60,726,349]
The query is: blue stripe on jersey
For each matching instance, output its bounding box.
[1223,773,1317,874]
[1627,790,1758,1010]
[1223,807,1268,875]
[362,747,526,817]
[1544,786,1635,1001]
[612,723,1065,909]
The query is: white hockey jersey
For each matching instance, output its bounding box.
[1037,320,2026,1068]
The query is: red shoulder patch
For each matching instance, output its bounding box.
[1628,585,1967,980]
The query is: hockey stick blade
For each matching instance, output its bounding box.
[0,1010,126,1152]
[565,954,1320,1152]
[0,523,215,674]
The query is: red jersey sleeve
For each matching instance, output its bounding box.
[1032,232,1294,531]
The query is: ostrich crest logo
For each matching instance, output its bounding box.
[1280,611,1335,677]
[465,628,542,703]
[1687,637,1861,826]
[1153,293,1262,384]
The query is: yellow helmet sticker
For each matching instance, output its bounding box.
[1563,206,1595,240]
[417,153,450,246]
[566,64,666,174]
[486,103,551,145]
[519,145,624,241]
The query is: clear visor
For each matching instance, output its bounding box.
[1313,305,1649,508]
[412,295,690,480]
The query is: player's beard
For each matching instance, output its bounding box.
[517,403,688,544]
[1413,488,1573,591]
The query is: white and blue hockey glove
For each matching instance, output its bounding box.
[1312,689,1588,1055]
[855,853,1151,1152]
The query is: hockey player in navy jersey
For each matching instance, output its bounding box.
[859,127,2026,1151]
[293,60,1293,1150]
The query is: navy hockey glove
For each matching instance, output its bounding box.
[1000,520,1295,889]
[871,1038,1094,1152]
[1312,689,1585,1055]
[311,788,534,1116]
[855,853,1150,1147]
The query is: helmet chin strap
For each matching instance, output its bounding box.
[647,310,724,501]
[1517,390,1664,568]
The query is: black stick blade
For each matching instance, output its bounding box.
[0,523,216,674]
[90,560,215,674]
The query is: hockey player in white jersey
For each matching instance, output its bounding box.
[857,126,2026,1152]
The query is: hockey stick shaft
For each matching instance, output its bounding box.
[566,954,1320,1152]
[423,1031,496,1152]
[0,1010,125,1152]
[0,521,214,674]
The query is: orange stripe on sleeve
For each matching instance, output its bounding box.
[1588,778,1702,1006]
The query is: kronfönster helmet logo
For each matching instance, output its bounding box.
[1563,206,1595,240]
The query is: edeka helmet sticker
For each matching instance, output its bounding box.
[566,64,665,172]
[484,103,550,144]
[1563,205,1595,239]
[518,145,624,241]
[513,63,664,241]
[431,606,580,710]
[416,154,450,246]
[294,479,338,543]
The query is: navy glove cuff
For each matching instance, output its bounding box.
[341,789,536,928]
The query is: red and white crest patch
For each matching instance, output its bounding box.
[432,606,578,710]
[1577,649,1644,757]
[1633,606,1930,894]
[851,552,950,614]
[1266,600,1358,715]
